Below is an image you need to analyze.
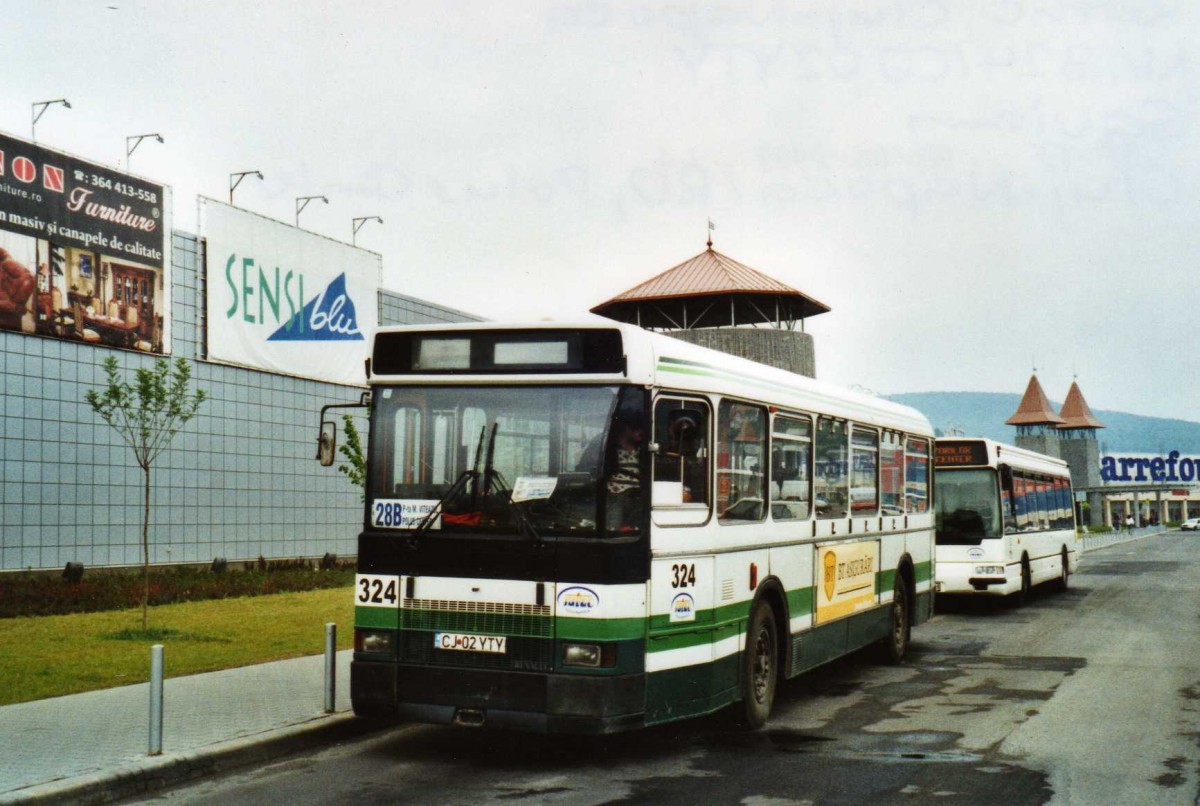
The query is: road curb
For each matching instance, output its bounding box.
[0,712,385,805]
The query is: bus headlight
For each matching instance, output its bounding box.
[973,565,1004,576]
[355,628,394,656]
[563,643,601,667]
[562,642,617,668]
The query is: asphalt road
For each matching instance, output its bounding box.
[130,534,1200,805]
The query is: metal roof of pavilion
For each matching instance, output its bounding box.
[589,245,831,330]
[1005,374,1066,426]
[1057,381,1105,429]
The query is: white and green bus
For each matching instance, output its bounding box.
[337,322,935,733]
[933,438,1078,603]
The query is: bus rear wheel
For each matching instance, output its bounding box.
[880,574,910,665]
[740,601,778,729]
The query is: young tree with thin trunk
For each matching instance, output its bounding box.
[337,412,366,499]
[85,357,206,630]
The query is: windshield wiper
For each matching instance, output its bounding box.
[413,425,487,536]
[477,424,542,545]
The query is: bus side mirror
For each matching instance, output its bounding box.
[666,411,700,456]
[317,421,337,466]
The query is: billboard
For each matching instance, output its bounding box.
[201,198,379,386]
[0,131,170,352]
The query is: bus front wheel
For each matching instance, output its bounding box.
[1056,547,1070,592]
[740,601,778,729]
[1011,558,1032,607]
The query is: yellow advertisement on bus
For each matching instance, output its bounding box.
[815,540,879,624]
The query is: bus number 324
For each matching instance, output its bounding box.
[357,576,398,605]
[672,563,696,588]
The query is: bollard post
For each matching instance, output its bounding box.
[324,623,337,713]
[149,644,164,755]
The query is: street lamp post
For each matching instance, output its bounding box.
[229,170,264,204]
[352,216,383,245]
[32,98,71,142]
[296,195,329,226]
[126,133,164,170]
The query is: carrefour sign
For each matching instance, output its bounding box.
[201,198,378,385]
[1100,452,1200,483]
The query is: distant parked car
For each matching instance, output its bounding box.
[1181,518,1200,531]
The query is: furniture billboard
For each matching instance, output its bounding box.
[0,131,170,353]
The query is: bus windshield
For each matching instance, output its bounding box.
[368,385,646,537]
[934,468,1002,545]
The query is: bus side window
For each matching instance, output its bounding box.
[771,415,811,521]
[851,427,879,516]
[717,401,767,522]
[652,398,710,507]
[904,437,930,514]
[816,417,849,519]
[880,431,904,516]
[1000,465,1018,533]
[1014,473,1033,531]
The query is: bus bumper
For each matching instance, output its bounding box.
[351,660,646,734]
[937,562,1015,595]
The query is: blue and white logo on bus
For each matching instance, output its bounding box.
[670,592,696,622]
[557,586,599,616]
[968,547,985,560]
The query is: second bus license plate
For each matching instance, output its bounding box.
[434,632,507,654]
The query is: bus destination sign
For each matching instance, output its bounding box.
[934,440,990,467]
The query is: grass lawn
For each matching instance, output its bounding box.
[0,586,354,706]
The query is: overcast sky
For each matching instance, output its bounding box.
[6,1,1198,421]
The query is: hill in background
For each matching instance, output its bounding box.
[886,392,1200,454]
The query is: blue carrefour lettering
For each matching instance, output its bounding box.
[1150,458,1166,481]
[1099,456,1118,482]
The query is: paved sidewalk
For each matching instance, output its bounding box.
[1081,524,1168,553]
[0,650,380,805]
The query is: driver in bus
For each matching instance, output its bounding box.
[606,420,645,532]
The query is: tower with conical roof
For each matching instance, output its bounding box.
[1056,380,1106,526]
[590,238,830,377]
[1005,374,1064,458]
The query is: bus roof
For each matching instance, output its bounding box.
[370,321,933,437]
[934,437,1070,476]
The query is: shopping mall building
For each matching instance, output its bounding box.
[1006,375,1200,528]
[0,132,480,573]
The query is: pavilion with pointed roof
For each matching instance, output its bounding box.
[590,239,829,377]
[590,243,830,332]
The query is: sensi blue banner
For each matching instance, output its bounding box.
[201,198,379,386]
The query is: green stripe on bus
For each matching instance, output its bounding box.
[648,620,741,653]
[877,560,934,595]
[657,357,796,398]
[356,607,400,629]
[557,616,646,641]
[787,586,814,617]
[916,559,932,583]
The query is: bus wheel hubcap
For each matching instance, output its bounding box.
[753,629,772,702]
